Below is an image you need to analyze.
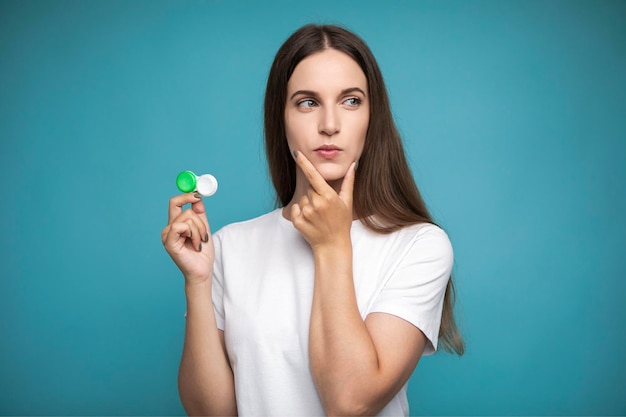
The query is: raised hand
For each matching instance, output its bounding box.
[290,151,357,250]
[162,194,214,285]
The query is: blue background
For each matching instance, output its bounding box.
[1,0,625,415]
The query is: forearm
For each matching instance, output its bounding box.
[309,243,386,416]
[179,281,237,416]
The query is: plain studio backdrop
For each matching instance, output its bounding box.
[1,1,624,415]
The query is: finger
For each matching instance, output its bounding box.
[161,225,171,245]
[170,198,210,240]
[184,218,203,251]
[191,199,211,234]
[168,193,202,224]
[290,203,312,234]
[190,199,211,239]
[306,187,326,213]
[170,207,210,245]
[300,193,321,220]
[163,221,193,248]
[339,161,357,206]
[291,203,302,222]
[299,193,310,208]
[189,212,209,243]
[293,150,333,195]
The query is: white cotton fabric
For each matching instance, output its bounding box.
[211,209,453,416]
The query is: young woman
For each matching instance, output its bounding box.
[162,24,464,416]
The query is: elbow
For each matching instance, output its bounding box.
[178,386,210,416]
[178,376,237,416]
[180,402,209,417]
[326,407,369,417]
[325,403,376,417]
[179,394,237,417]
[323,391,383,417]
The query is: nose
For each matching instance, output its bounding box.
[318,106,340,137]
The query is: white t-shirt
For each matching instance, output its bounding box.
[211,208,453,416]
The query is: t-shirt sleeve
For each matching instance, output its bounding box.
[368,224,454,355]
[211,230,226,331]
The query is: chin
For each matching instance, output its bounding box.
[317,167,348,182]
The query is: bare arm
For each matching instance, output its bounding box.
[310,244,426,416]
[291,153,426,416]
[162,194,237,416]
[179,282,236,416]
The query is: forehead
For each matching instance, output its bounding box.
[287,49,367,93]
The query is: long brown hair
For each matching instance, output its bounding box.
[264,24,464,355]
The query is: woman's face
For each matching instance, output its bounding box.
[285,48,369,184]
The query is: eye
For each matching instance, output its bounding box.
[297,99,317,108]
[343,97,362,107]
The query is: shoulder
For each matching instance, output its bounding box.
[392,222,454,265]
[404,222,452,248]
[377,221,452,249]
[354,220,453,270]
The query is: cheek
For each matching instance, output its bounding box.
[284,123,300,150]
[284,111,303,142]
[283,114,295,149]
[355,115,370,150]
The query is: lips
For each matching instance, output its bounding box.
[315,145,341,159]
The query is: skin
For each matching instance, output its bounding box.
[290,150,427,416]
[284,48,369,199]
[162,48,427,416]
[162,194,236,416]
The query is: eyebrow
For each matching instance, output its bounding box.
[289,87,367,101]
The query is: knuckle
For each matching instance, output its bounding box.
[292,216,302,227]
[302,205,315,218]
[313,196,328,210]
[168,195,182,207]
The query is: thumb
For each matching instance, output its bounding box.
[339,161,357,206]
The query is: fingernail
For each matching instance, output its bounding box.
[293,150,299,159]
[193,192,203,199]
[198,243,202,252]
[204,232,209,242]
